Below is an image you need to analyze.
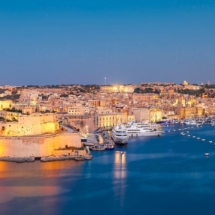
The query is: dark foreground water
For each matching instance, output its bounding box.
[1,125,215,215]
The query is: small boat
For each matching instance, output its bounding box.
[187,135,190,137]
[193,136,196,138]
[105,144,115,150]
[205,153,209,157]
[197,137,200,140]
[209,141,213,144]
[90,145,106,151]
[202,139,205,142]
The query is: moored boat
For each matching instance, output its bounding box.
[90,145,106,151]
[126,122,164,137]
[112,124,129,144]
[105,144,115,150]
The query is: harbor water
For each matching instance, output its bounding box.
[1,124,215,215]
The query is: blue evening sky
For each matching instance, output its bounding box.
[0,0,215,85]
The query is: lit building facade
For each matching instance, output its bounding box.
[149,108,163,122]
[95,113,135,128]
[100,85,134,93]
[0,100,13,110]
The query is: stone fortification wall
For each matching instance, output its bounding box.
[67,117,95,132]
[0,113,59,136]
[18,113,59,135]
[0,132,81,157]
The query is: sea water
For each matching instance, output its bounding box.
[1,124,215,215]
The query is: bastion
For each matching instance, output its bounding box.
[0,112,83,158]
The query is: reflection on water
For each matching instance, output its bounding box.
[114,151,127,210]
[0,161,8,172]
[0,160,84,178]
[0,160,84,206]
[114,151,127,179]
[0,186,68,204]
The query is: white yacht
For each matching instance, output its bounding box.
[112,124,129,144]
[127,121,160,129]
[126,122,164,137]
[137,122,160,129]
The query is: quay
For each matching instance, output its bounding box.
[0,153,93,163]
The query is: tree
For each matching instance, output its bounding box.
[60,94,69,98]
[134,88,141,93]
[134,87,159,94]
[144,88,154,93]
[177,88,205,97]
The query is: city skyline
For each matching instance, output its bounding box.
[0,80,213,87]
[0,0,215,85]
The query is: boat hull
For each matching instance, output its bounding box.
[105,147,115,150]
[111,135,128,144]
[128,131,163,137]
[90,146,106,151]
